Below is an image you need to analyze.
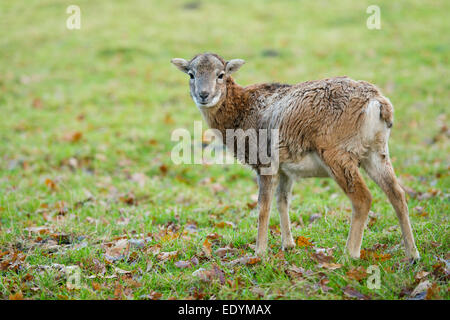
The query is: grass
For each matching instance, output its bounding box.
[0,0,448,300]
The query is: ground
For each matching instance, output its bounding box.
[0,0,448,300]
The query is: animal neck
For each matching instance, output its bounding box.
[199,77,249,133]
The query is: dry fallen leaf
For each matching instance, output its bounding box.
[311,251,333,264]
[215,246,239,258]
[44,178,57,190]
[414,270,430,282]
[410,280,431,298]
[104,238,129,262]
[192,264,226,284]
[159,164,168,175]
[286,265,305,279]
[63,131,83,143]
[346,266,368,281]
[206,232,220,240]
[174,260,192,268]
[247,201,257,210]
[202,238,212,257]
[251,287,265,297]
[342,285,370,300]
[229,255,261,266]
[319,278,333,292]
[360,249,391,261]
[296,236,313,248]
[9,292,24,300]
[92,282,101,291]
[425,283,441,300]
[319,262,343,270]
[215,221,235,229]
[157,251,178,262]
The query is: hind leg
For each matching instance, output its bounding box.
[276,171,295,250]
[362,152,420,259]
[321,150,372,258]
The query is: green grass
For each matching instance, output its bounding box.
[0,0,448,300]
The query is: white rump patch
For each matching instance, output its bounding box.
[361,99,388,142]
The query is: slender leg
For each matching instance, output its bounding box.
[321,150,372,258]
[255,174,276,256]
[276,171,295,250]
[363,152,420,259]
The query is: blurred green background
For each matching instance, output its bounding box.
[0,0,448,300]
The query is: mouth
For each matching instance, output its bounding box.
[194,94,220,108]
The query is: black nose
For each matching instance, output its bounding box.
[199,91,209,100]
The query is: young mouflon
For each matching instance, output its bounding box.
[171,52,420,260]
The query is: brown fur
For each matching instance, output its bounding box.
[171,53,419,259]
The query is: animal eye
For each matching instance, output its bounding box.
[188,72,194,79]
[218,73,224,80]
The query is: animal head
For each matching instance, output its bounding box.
[171,53,245,108]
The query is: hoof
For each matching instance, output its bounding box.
[282,240,296,251]
[255,247,267,257]
[407,250,421,263]
[346,249,361,259]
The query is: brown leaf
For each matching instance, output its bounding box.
[174,260,191,269]
[119,193,136,205]
[104,238,129,262]
[229,255,261,266]
[251,287,265,297]
[414,271,430,282]
[425,283,441,300]
[157,251,178,261]
[206,232,220,240]
[159,164,168,175]
[286,265,305,279]
[9,292,24,300]
[149,291,163,300]
[63,131,83,143]
[124,277,142,288]
[346,266,368,281]
[215,221,235,229]
[342,285,370,300]
[45,178,57,190]
[215,246,239,258]
[296,236,313,248]
[202,238,212,257]
[192,264,226,284]
[319,262,343,270]
[311,251,333,264]
[164,113,174,124]
[360,249,391,261]
[411,280,431,298]
[247,201,257,210]
[319,278,333,292]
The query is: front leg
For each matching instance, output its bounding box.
[276,172,295,250]
[255,174,276,256]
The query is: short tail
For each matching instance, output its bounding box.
[377,96,394,128]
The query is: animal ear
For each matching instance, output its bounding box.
[225,59,245,75]
[171,58,189,73]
